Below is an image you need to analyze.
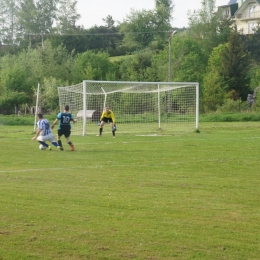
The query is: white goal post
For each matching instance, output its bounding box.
[57,81,199,135]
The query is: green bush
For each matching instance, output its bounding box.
[251,94,260,112]
[216,99,249,113]
[0,92,31,115]
[200,112,260,122]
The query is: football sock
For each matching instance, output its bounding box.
[39,141,48,147]
[112,131,115,136]
[68,141,73,146]
[52,142,59,147]
[100,128,103,135]
[58,140,63,147]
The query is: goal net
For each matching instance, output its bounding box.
[58,81,199,135]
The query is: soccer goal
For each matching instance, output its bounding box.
[58,81,199,135]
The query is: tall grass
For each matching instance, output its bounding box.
[0,114,57,126]
[0,122,260,259]
[200,112,260,122]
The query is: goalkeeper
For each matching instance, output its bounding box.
[97,107,116,138]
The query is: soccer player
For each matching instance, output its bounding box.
[97,107,116,138]
[32,113,61,150]
[51,105,77,151]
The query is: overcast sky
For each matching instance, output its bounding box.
[76,0,229,29]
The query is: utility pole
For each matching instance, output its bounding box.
[168,30,177,82]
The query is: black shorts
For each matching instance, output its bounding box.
[58,129,71,138]
[102,117,113,123]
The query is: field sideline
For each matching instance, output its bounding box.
[0,122,260,259]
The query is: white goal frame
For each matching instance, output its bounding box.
[58,80,199,136]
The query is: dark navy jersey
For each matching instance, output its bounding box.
[57,112,74,130]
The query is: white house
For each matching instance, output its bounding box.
[218,0,260,34]
[218,0,238,18]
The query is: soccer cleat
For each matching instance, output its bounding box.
[113,136,115,138]
[71,144,75,151]
[57,146,64,151]
[47,146,52,150]
[97,134,102,137]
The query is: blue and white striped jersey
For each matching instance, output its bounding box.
[37,119,52,136]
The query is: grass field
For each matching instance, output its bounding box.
[0,122,260,259]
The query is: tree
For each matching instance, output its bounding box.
[35,40,75,83]
[56,0,80,34]
[0,91,30,114]
[155,0,173,12]
[203,70,226,112]
[244,26,260,64]
[16,0,38,46]
[101,15,123,55]
[51,0,83,53]
[203,31,251,112]
[154,0,174,43]
[0,51,35,96]
[187,0,234,57]
[40,77,68,111]
[117,49,154,81]
[71,51,117,82]
[170,35,207,83]
[0,0,19,45]
[0,0,58,48]
[221,31,251,100]
[103,15,115,30]
[51,26,86,53]
[79,17,123,55]
[119,9,156,50]
[34,0,58,46]
[248,66,260,91]
[202,44,227,111]
[217,15,236,44]
[119,0,174,50]
[0,40,77,114]
[0,50,38,113]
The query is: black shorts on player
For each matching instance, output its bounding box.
[102,117,113,123]
[58,128,71,138]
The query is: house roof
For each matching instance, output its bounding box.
[227,0,260,5]
[233,0,260,21]
[219,0,238,8]
[243,0,260,4]
[237,0,260,13]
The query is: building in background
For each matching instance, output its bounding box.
[218,0,260,34]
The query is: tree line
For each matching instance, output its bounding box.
[0,0,260,114]
[0,0,173,54]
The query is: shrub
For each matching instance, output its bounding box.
[0,92,31,115]
[251,93,260,112]
[216,99,248,113]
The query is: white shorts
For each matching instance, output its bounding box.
[37,133,56,142]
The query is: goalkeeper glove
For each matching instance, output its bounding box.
[98,121,101,126]
[113,124,117,131]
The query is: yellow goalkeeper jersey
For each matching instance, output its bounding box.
[100,109,116,123]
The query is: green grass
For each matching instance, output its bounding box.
[0,122,260,259]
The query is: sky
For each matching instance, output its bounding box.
[76,0,230,29]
